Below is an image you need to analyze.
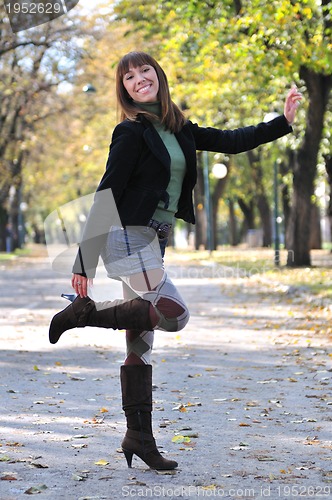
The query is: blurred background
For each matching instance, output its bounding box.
[0,0,331,267]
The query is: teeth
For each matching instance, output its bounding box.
[137,85,150,93]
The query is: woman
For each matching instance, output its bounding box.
[49,51,302,470]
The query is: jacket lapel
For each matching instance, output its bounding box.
[143,125,171,170]
[141,117,196,178]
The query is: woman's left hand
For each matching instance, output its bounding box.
[284,85,303,125]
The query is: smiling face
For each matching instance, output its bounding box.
[122,64,160,103]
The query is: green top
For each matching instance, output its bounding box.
[135,102,186,224]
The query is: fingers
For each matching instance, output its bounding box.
[288,85,303,106]
[284,85,303,124]
[72,274,88,298]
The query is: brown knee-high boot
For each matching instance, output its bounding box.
[49,295,156,344]
[120,364,178,470]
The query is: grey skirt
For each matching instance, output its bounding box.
[100,226,163,279]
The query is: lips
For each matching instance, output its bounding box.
[137,84,151,94]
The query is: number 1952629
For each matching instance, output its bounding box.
[5,3,63,15]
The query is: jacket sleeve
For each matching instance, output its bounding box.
[72,122,142,278]
[189,115,292,154]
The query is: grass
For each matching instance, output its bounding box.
[1,244,332,299]
[0,244,47,263]
[168,247,332,299]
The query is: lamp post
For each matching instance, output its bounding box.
[203,151,212,251]
[203,151,228,252]
[273,160,280,266]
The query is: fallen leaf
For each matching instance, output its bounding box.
[30,461,49,468]
[24,484,48,494]
[72,474,86,481]
[172,435,191,444]
[1,474,17,481]
[155,470,177,475]
[95,459,109,466]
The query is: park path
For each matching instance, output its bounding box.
[0,247,331,499]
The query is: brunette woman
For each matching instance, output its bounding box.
[49,51,302,470]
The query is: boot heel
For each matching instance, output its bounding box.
[61,293,76,302]
[122,449,133,468]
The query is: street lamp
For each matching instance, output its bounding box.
[82,83,97,94]
[203,152,228,252]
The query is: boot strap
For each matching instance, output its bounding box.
[125,429,157,453]
[76,301,94,327]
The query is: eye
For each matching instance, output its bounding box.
[124,74,133,81]
[142,67,150,73]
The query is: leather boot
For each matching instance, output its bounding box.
[49,295,154,344]
[120,364,178,470]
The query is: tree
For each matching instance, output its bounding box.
[114,0,332,264]
[0,9,90,250]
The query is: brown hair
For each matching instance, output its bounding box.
[116,51,186,133]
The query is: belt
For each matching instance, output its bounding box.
[148,219,172,239]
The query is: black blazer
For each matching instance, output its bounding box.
[73,114,292,277]
[97,114,292,226]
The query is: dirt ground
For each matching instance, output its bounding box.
[0,248,331,499]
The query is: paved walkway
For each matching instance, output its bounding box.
[0,248,331,499]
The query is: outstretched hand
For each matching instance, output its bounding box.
[284,85,302,125]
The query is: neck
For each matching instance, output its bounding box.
[134,101,161,117]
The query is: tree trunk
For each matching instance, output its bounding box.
[280,154,292,246]
[211,175,228,249]
[238,197,255,242]
[228,199,238,245]
[247,150,272,247]
[256,194,272,247]
[286,67,331,266]
[324,154,332,250]
[309,203,322,249]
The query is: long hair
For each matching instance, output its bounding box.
[116,51,186,133]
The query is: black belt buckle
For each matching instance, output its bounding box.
[157,222,171,239]
[148,219,172,239]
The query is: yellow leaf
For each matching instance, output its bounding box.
[180,406,187,413]
[95,459,109,466]
[100,407,109,413]
[33,365,40,371]
[55,361,62,366]
[172,435,191,444]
